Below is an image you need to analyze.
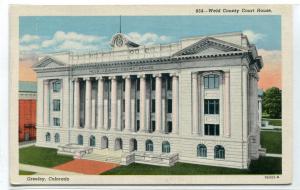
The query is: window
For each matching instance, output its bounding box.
[204,74,219,89]
[167,99,172,113]
[53,117,60,127]
[122,81,125,91]
[197,144,207,157]
[167,78,172,90]
[204,124,220,136]
[162,141,170,153]
[54,133,60,143]
[53,99,60,111]
[166,121,172,133]
[136,99,140,113]
[146,140,153,152]
[136,79,140,91]
[204,99,219,114]
[78,135,83,145]
[152,99,155,113]
[214,145,225,159]
[45,132,51,142]
[151,78,156,90]
[122,99,125,112]
[150,121,155,133]
[53,80,61,92]
[136,120,140,131]
[90,135,96,147]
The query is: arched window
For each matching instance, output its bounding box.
[54,133,60,143]
[162,141,170,153]
[45,132,51,142]
[204,74,220,89]
[197,144,207,157]
[214,145,225,159]
[78,135,83,145]
[145,140,153,152]
[89,135,96,147]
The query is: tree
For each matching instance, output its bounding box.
[262,87,282,119]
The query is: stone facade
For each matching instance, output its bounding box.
[33,32,263,169]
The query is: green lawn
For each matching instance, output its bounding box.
[260,131,282,154]
[19,170,36,175]
[262,118,282,126]
[19,146,73,168]
[101,157,281,175]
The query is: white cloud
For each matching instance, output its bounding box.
[58,41,98,51]
[41,31,104,48]
[20,44,40,52]
[243,30,265,43]
[20,34,40,43]
[20,31,171,55]
[127,32,171,45]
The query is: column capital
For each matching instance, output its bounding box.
[83,77,91,81]
[72,77,80,82]
[43,79,49,84]
[137,74,146,79]
[122,75,131,79]
[153,73,162,78]
[170,73,179,77]
[109,76,117,80]
[192,72,198,79]
[96,76,104,80]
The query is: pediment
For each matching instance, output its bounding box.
[173,37,246,56]
[32,56,66,69]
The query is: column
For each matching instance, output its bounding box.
[103,79,109,130]
[192,72,199,134]
[258,98,262,126]
[124,75,131,132]
[117,83,122,131]
[73,78,80,128]
[97,77,104,130]
[43,80,49,127]
[223,72,230,137]
[91,99,96,129]
[84,77,92,129]
[139,74,146,132]
[110,76,117,131]
[36,79,43,127]
[242,67,248,140]
[154,73,162,133]
[171,73,179,134]
[131,80,136,131]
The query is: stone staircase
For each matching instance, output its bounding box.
[81,149,122,164]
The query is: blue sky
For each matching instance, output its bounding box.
[19,16,281,54]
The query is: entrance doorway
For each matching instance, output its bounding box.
[129,138,137,152]
[101,136,109,149]
[114,138,123,150]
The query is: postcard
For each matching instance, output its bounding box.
[10,5,293,185]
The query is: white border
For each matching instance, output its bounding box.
[1,1,300,190]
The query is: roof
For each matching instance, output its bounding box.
[19,81,37,92]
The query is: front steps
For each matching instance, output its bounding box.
[81,149,122,164]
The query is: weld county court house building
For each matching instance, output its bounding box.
[33,32,264,169]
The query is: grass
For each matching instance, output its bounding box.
[260,131,282,154]
[101,157,281,175]
[262,118,282,126]
[19,146,73,168]
[19,170,36,175]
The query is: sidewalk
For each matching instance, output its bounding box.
[265,153,282,158]
[19,164,82,175]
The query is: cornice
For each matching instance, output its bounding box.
[35,51,246,75]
